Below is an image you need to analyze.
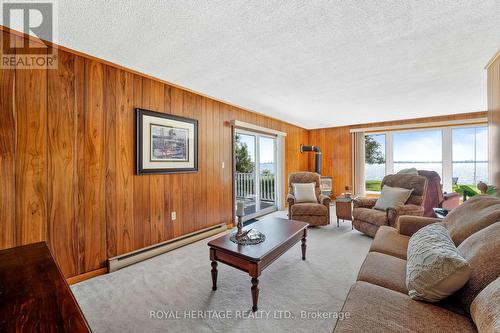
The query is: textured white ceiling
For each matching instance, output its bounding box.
[5,1,500,129]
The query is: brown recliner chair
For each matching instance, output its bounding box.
[287,172,331,226]
[417,170,460,217]
[352,174,428,237]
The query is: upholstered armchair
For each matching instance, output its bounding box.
[417,170,460,216]
[352,174,428,237]
[287,172,331,226]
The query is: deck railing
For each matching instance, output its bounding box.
[235,172,275,202]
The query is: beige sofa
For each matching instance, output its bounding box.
[334,195,500,332]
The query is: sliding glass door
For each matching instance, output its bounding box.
[234,129,277,221]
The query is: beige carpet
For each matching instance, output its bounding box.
[72,210,372,333]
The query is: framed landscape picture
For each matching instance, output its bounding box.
[136,108,198,174]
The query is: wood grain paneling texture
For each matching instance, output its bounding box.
[487,52,500,186]
[0,30,309,278]
[15,36,48,246]
[307,126,352,197]
[0,33,15,249]
[349,112,487,131]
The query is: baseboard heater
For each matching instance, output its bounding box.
[108,223,227,273]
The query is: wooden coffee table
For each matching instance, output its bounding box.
[208,217,308,311]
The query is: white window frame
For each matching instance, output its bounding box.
[450,125,490,189]
[364,124,488,193]
[233,127,282,221]
[442,128,453,192]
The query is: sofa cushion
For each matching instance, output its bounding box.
[470,277,500,333]
[443,195,500,245]
[292,183,317,203]
[333,281,476,333]
[291,203,327,216]
[353,208,388,226]
[369,226,409,260]
[357,252,407,294]
[381,173,427,207]
[397,216,442,237]
[457,222,500,312]
[374,185,413,211]
[406,224,470,302]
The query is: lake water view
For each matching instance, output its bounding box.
[365,162,489,185]
[260,163,275,173]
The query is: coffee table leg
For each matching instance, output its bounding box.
[211,261,218,291]
[251,277,259,312]
[301,231,307,260]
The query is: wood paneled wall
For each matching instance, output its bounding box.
[0,30,309,278]
[308,126,352,197]
[487,52,500,187]
[307,112,487,197]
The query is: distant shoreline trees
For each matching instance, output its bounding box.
[235,134,255,173]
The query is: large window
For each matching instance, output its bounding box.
[364,134,386,191]
[452,126,489,188]
[364,125,488,193]
[393,130,442,178]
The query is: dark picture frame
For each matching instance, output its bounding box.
[136,108,198,174]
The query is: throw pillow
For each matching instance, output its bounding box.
[443,195,500,245]
[406,224,471,302]
[397,167,419,175]
[374,185,413,211]
[457,222,500,312]
[293,183,317,203]
[470,277,500,333]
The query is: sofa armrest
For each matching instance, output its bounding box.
[397,215,442,237]
[318,194,331,206]
[386,204,424,228]
[287,193,296,206]
[353,197,377,209]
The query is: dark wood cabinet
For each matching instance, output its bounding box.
[0,242,90,332]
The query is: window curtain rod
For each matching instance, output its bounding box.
[349,117,487,134]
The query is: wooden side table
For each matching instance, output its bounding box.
[335,196,356,228]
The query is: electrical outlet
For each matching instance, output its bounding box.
[221,161,225,169]
[171,211,176,221]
